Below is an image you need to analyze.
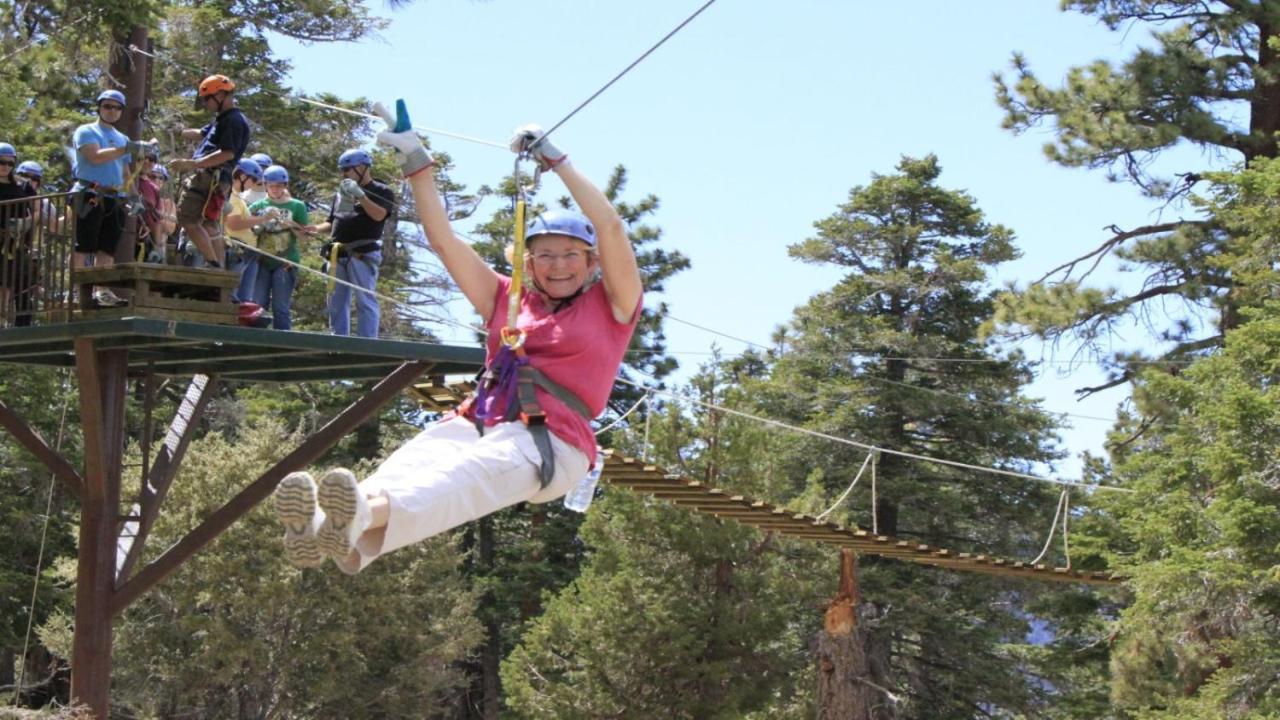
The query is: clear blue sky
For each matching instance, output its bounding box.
[273,1,1222,480]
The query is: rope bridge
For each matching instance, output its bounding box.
[601,453,1121,586]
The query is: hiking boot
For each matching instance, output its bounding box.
[316,468,371,560]
[273,471,326,568]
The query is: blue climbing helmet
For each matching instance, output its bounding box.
[338,148,372,170]
[262,164,289,184]
[526,210,597,248]
[0,143,16,160]
[96,90,126,107]
[250,152,273,169]
[235,158,264,182]
[151,165,169,181]
[16,161,42,179]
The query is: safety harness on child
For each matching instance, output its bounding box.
[456,163,593,489]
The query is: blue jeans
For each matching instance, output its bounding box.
[328,250,381,338]
[227,248,259,304]
[253,262,296,330]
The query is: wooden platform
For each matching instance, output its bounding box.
[74,264,239,325]
[602,454,1121,586]
[0,317,486,383]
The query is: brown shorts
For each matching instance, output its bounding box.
[175,170,228,225]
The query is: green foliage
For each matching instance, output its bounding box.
[1089,304,1280,718]
[989,2,1280,380]
[97,418,484,717]
[747,155,1099,717]
[503,363,828,719]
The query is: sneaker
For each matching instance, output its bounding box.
[273,471,326,568]
[92,288,126,307]
[316,468,372,560]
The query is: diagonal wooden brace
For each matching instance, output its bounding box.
[0,396,84,501]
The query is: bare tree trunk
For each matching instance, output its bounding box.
[815,550,895,720]
[478,515,501,720]
[109,25,150,265]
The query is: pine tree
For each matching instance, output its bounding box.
[759,155,1075,718]
[991,2,1280,392]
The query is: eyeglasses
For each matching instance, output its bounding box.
[0,161,15,167]
[528,251,590,267]
[147,173,163,180]
[99,103,124,112]
[16,173,37,183]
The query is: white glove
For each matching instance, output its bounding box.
[129,139,159,157]
[373,101,434,176]
[338,177,366,200]
[510,124,566,171]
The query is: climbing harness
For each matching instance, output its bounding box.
[456,152,594,488]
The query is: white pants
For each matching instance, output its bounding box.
[336,415,589,574]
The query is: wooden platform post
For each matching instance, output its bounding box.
[70,340,128,718]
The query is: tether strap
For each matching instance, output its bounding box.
[512,365,592,489]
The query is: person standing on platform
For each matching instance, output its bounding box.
[71,90,155,305]
[314,149,394,338]
[0,143,37,325]
[242,152,271,205]
[249,164,315,329]
[223,158,275,302]
[169,74,250,269]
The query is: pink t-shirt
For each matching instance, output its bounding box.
[468,275,641,465]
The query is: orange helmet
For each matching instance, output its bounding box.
[197,74,235,98]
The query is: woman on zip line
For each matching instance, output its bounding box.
[273,100,643,573]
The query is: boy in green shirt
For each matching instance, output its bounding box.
[248,164,315,330]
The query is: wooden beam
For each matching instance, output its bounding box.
[111,360,432,614]
[0,396,84,500]
[117,374,218,583]
[70,343,128,717]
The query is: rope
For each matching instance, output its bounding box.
[15,371,71,701]
[537,0,721,145]
[815,451,874,521]
[664,314,1199,367]
[223,236,487,338]
[1031,490,1069,566]
[594,390,649,435]
[870,451,879,535]
[642,392,653,462]
[615,376,1135,494]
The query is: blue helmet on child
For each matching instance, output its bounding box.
[338,148,373,170]
[152,165,170,181]
[0,143,15,160]
[263,164,289,184]
[96,90,126,106]
[235,158,264,182]
[526,210,597,248]
[250,152,273,169]
[16,161,42,179]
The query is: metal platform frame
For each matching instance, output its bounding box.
[0,318,484,717]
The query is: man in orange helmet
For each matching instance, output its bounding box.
[169,74,250,269]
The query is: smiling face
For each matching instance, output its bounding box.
[266,182,288,201]
[526,234,598,299]
[0,158,13,182]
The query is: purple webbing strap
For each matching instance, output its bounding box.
[471,345,527,424]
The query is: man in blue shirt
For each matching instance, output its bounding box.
[72,90,156,305]
[169,74,251,269]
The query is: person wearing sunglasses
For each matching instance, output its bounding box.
[0,143,37,325]
[271,102,641,574]
[71,90,156,305]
